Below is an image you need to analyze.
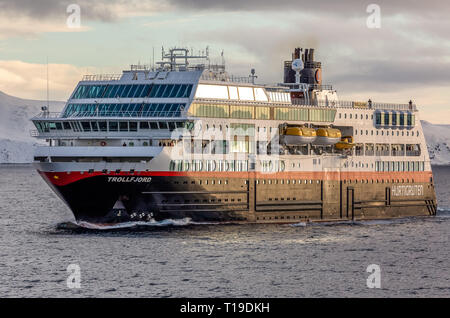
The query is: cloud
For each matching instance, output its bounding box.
[166,0,450,17]
[0,60,88,100]
[0,0,167,21]
[179,10,450,89]
[0,0,167,38]
[0,0,448,123]
[0,14,90,39]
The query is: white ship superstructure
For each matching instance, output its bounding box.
[30,47,437,223]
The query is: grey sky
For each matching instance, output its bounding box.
[0,0,448,122]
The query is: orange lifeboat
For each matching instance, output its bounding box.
[313,128,341,145]
[281,126,317,145]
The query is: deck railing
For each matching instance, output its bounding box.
[81,74,122,81]
[200,74,254,83]
[32,111,191,120]
[291,98,417,111]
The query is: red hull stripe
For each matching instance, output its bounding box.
[39,170,434,187]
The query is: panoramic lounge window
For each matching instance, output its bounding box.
[71,84,192,99]
[63,103,185,118]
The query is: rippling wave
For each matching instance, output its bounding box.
[56,218,192,230]
[1,165,449,297]
[56,217,226,230]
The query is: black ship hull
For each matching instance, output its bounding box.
[38,170,438,224]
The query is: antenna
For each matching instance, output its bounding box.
[46,57,49,110]
[221,49,225,70]
[249,68,257,84]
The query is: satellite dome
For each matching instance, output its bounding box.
[291,58,304,71]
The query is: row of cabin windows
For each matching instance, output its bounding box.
[182,140,251,155]
[338,111,416,127]
[375,161,425,172]
[339,113,373,120]
[180,140,298,156]
[168,160,287,172]
[171,177,420,187]
[342,178,418,184]
[375,112,415,126]
[71,84,193,99]
[169,160,250,172]
[355,129,419,137]
[189,103,336,122]
[261,178,420,186]
[63,103,185,118]
[172,179,230,186]
[56,139,177,148]
[35,120,185,133]
[354,143,421,156]
[257,216,307,221]
[182,140,421,157]
[343,161,373,169]
[257,179,319,185]
[163,196,247,204]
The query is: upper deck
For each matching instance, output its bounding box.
[30,46,419,139]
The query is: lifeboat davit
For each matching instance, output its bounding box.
[313,128,342,145]
[282,126,317,145]
[335,136,355,150]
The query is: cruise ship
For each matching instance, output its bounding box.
[31,47,437,224]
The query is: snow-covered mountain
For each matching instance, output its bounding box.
[0,90,64,163]
[421,121,450,165]
[0,90,449,165]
